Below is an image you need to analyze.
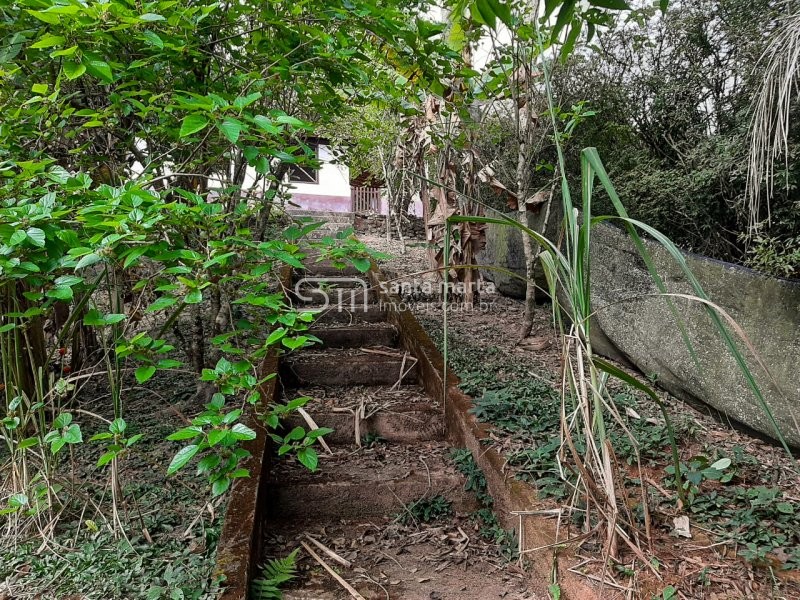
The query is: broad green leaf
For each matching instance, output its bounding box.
[710,458,731,470]
[47,286,73,301]
[53,412,73,429]
[55,275,83,287]
[560,19,582,62]
[122,246,149,268]
[63,423,83,444]
[233,92,262,109]
[75,253,102,270]
[167,426,203,441]
[282,336,308,350]
[50,45,77,58]
[83,309,104,326]
[135,365,156,384]
[26,9,60,24]
[147,296,177,312]
[222,409,243,425]
[211,477,231,496]
[285,426,305,441]
[231,423,256,441]
[297,447,318,471]
[31,34,65,49]
[18,437,38,450]
[139,13,166,21]
[487,0,513,27]
[553,1,577,41]
[207,429,227,446]
[142,30,164,49]
[167,444,200,475]
[31,83,48,95]
[305,427,334,439]
[252,115,280,134]
[275,114,308,128]
[26,227,45,247]
[185,288,203,304]
[109,418,126,435]
[349,257,371,273]
[9,230,27,246]
[83,56,113,83]
[127,434,144,446]
[63,61,86,80]
[544,0,562,18]
[9,493,29,508]
[266,327,287,346]
[472,0,496,29]
[97,451,116,467]
[218,118,243,144]
[197,454,221,472]
[180,114,210,138]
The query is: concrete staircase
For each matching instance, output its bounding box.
[286,210,354,238]
[259,262,533,600]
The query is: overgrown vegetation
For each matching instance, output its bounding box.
[0,0,456,596]
[556,0,800,276]
[431,322,800,576]
[450,448,518,562]
[398,494,454,524]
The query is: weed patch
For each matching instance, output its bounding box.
[450,449,518,561]
[398,495,453,524]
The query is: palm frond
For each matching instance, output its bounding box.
[747,11,800,234]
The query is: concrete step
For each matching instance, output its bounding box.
[302,304,389,324]
[300,261,367,278]
[281,349,417,387]
[308,323,398,348]
[291,285,377,306]
[265,442,473,519]
[282,384,444,444]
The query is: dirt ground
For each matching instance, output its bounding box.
[262,517,535,600]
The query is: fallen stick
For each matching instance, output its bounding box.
[391,354,418,391]
[304,534,353,568]
[296,407,333,455]
[361,347,402,357]
[300,540,366,600]
[565,568,633,593]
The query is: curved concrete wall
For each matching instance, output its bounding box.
[593,223,800,445]
[482,218,800,446]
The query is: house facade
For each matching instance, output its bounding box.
[286,140,423,217]
[286,142,355,213]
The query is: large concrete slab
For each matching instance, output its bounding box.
[587,222,800,446]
